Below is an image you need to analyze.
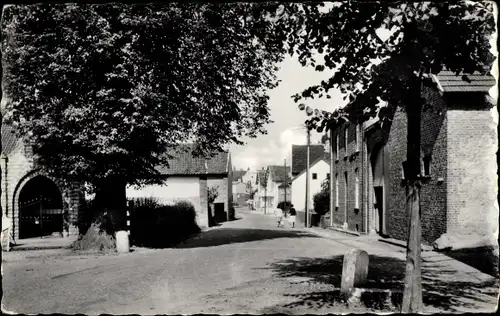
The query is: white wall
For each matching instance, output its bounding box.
[126,176,200,205]
[291,160,330,212]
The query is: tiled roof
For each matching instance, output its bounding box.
[291,144,327,175]
[156,144,229,176]
[1,124,22,156]
[433,71,496,93]
[268,165,291,183]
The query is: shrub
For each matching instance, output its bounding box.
[313,178,330,216]
[129,199,200,248]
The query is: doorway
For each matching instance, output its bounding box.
[374,186,384,234]
[18,176,63,239]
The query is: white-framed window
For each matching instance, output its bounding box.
[344,126,348,152]
[335,133,339,160]
[354,168,359,209]
[355,125,361,152]
[335,173,339,208]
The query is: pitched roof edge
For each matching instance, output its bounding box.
[291,157,330,182]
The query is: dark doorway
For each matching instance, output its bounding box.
[374,186,384,235]
[18,176,63,239]
[214,202,226,223]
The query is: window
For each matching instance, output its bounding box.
[354,125,358,151]
[354,168,359,209]
[335,134,339,160]
[344,172,348,213]
[312,173,318,180]
[423,156,432,176]
[335,174,339,208]
[327,173,330,180]
[344,127,348,151]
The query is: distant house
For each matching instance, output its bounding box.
[254,165,291,212]
[291,145,330,214]
[126,145,233,228]
[329,70,497,244]
[232,170,248,207]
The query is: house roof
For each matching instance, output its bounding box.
[292,144,328,175]
[1,124,22,156]
[433,71,496,93]
[268,165,291,183]
[256,169,268,184]
[291,157,330,182]
[156,144,229,176]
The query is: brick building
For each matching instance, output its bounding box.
[1,122,83,241]
[330,71,497,244]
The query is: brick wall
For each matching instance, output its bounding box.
[331,123,365,232]
[386,87,448,244]
[1,145,82,240]
[446,104,498,237]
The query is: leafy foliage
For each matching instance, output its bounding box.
[1,3,296,188]
[128,198,200,248]
[313,178,329,216]
[207,185,219,204]
[287,1,495,133]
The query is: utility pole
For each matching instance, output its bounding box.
[284,159,287,209]
[330,128,334,227]
[305,128,311,228]
[264,167,268,215]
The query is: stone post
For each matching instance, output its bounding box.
[341,248,369,295]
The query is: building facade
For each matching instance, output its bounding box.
[1,124,83,241]
[126,145,233,228]
[330,71,497,244]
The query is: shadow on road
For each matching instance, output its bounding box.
[175,228,319,249]
[265,255,499,312]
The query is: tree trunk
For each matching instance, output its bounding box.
[402,181,423,312]
[92,176,128,232]
[401,81,423,313]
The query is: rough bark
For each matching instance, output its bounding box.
[401,81,423,312]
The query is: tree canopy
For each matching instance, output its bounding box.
[288,1,496,130]
[1,3,294,188]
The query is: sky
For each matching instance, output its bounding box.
[229,55,347,171]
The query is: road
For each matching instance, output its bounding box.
[2,208,358,314]
[2,208,498,314]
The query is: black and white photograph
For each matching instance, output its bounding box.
[1,1,498,314]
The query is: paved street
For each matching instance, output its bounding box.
[2,208,498,314]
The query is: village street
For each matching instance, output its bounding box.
[2,208,498,315]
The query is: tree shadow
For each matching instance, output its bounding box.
[174,228,319,249]
[265,254,499,312]
[442,246,499,277]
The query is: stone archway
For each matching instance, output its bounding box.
[12,170,66,239]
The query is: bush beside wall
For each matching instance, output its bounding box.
[129,197,200,248]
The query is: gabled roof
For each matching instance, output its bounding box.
[1,124,22,156]
[156,144,229,176]
[433,71,496,93]
[291,157,330,182]
[268,165,291,183]
[292,144,328,175]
